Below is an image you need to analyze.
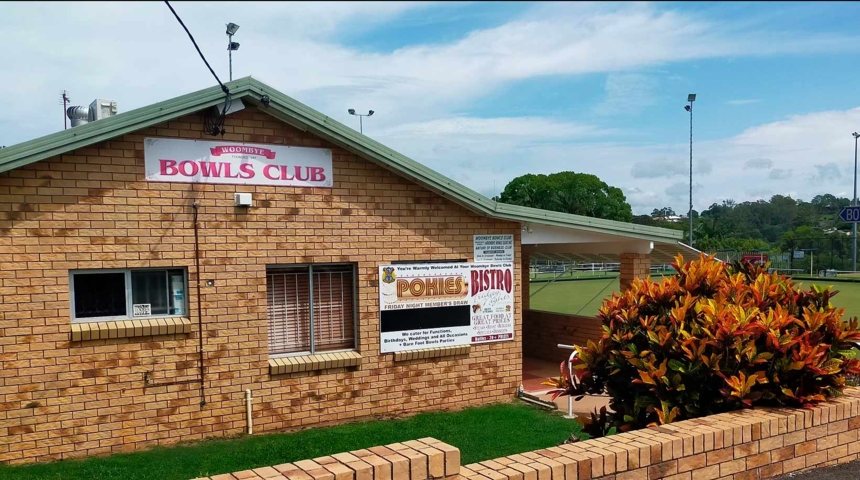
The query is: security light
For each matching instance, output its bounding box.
[684,105,691,112]
[368,110,374,116]
[228,42,240,51]
[226,23,240,35]
[348,109,356,115]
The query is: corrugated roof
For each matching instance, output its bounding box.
[0,77,683,244]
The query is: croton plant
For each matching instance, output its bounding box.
[545,255,860,434]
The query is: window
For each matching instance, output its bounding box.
[267,264,356,356]
[71,269,187,321]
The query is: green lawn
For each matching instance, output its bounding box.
[0,403,580,480]
[530,276,860,318]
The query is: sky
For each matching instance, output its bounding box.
[3,1,860,215]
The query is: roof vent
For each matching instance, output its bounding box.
[66,99,118,127]
[66,106,90,127]
[88,99,118,121]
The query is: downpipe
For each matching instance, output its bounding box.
[245,389,253,435]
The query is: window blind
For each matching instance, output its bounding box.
[267,264,355,356]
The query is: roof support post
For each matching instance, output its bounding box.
[620,252,651,292]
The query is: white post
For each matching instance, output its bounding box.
[245,389,253,434]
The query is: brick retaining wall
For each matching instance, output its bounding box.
[220,388,860,480]
[192,438,460,480]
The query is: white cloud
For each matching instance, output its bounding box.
[594,73,659,116]
[744,158,773,169]
[727,99,762,106]
[768,168,792,180]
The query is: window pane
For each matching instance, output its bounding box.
[267,268,311,355]
[131,270,169,316]
[168,270,186,316]
[313,264,355,352]
[74,273,126,318]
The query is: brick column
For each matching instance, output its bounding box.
[619,253,650,291]
[521,249,531,312]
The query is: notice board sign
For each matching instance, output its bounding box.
[378,262,515,353]
[470,263,514,344]
[144,138,333,187]
[379,263,472,353]
[474,234,514,263]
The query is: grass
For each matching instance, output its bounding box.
[0,403,580,480]
[530,276,860,318]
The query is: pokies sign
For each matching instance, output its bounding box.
[143,138,333,187]
[378,262,514,353]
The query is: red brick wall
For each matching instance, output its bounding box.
[522,310,602,362]
[0,106,522,464]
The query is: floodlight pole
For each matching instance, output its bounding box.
[687,94,696,247]
[853,132,859,272]
[348,109,374,134]
[226,23,240,82]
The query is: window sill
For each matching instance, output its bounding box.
[70,317,192,341]
[269,351,362,375]
[392,345,470,362]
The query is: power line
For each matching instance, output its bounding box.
[164,1,229,95]
[164,0,231,135]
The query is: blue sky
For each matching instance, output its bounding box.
[3,2,860,214]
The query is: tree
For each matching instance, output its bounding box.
[497,172,633,222]
[651,207,676,220]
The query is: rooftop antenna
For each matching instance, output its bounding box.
[61,90,70,130]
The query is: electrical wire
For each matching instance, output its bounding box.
[164,1,228,94]
[164,0,232,136]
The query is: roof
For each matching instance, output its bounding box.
[0,77,682,244]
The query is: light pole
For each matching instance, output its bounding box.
[348,109,374,134]
[226,22,240,81]
[852,132,859,272]
[684,93,696,247]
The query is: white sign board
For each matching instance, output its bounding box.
[474,234,514,263]
[132,304,152,317]
[378,262,515,353]
[144,138,333,187]
[470,262,515,344]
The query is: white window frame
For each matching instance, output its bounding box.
[69,268,188,323]
[266,263,359,358]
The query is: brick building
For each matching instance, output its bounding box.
[0,78,684,464]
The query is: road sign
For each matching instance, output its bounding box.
[839,205,860,223]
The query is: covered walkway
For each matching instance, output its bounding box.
[518,220,700,416]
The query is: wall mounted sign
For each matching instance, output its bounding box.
[379,263,472,353]
[469,263,515,344]
[474,234,514,263]
[143,138,333,187]
[378,262,514,353]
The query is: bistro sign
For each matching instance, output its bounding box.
[143,138,333,187]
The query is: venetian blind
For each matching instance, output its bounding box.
[267,264,356,356]
[267,268,311,355]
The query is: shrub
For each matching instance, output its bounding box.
[546,255,860,433]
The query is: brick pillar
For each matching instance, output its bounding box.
[620,253,650,291]
[521,249,531,312]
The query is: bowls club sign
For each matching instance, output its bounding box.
[143,138,333,187]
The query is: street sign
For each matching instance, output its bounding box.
[839,206,860,223]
